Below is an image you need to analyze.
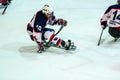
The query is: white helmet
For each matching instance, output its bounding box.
[42,4,53,15]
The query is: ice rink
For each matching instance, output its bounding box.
[0,0,120,80]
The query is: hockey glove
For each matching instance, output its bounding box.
[57,19,67,26]
[101,21,108,29]
[1,0,8,6]
[37,42,44,53]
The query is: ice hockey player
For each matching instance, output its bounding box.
[100,0,120,41]
[27,4,73,53]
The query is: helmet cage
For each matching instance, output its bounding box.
[42,4,53,16]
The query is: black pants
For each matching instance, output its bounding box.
[109,27,120,38]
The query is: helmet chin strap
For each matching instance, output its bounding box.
[45,12,53,18]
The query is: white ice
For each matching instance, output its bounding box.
[0,0,120,80]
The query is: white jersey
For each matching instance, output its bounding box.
[101,4,120,28]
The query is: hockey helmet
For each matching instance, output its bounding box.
[42,4,53,17]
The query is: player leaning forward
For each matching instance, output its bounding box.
[27,4,75,53]
[100,0,120,41]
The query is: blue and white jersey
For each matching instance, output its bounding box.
[29,10,56,32]
[27,10,57,42]
[101,4,120,28]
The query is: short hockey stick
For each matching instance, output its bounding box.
[45,25,64,47]
[55,25,64,36]
[2,5,8,15]
[97,28,104,46]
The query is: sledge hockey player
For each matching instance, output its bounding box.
[27,4,74,53]
[100,0,120,41]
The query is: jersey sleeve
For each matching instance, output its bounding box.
[101,6,112,23]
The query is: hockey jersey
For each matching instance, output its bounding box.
[101,4,120,29]
[27,10,57,42]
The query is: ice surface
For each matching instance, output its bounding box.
[0,0,120,80]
